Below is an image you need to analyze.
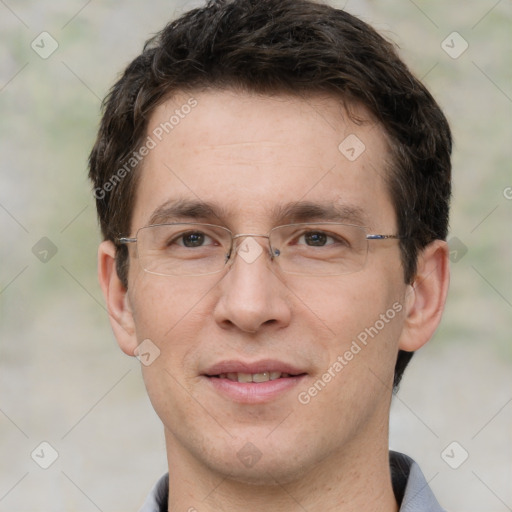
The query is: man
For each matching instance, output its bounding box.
[89,0,451,510]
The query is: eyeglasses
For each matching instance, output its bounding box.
[118,222,402,277]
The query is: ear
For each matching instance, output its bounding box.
[98,240,138,356]
[398,240,450,352]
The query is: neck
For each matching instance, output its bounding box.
[164,421,398,512]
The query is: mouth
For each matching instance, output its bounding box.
[211,371,300,383]
[202,360,307,404]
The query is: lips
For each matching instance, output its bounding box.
[215,371,294,383]
[203,360,306,381]
[202,359,307,403]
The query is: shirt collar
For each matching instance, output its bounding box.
[390,451,446,511]
[139,451,445,512]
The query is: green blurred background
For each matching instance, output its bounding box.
[1,1,511,510]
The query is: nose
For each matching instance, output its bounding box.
[213,236,292,334]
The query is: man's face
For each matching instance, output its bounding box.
[124,90,409,483]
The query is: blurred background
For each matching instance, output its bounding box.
[1,0,510,510]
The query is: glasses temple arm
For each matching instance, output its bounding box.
[117,237,137,244]
[365,234,404,240]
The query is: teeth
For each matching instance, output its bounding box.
[252,372,270,383]
[218,371,286,382]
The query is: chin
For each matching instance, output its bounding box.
[200,436,321,487]
[216,457,311,487]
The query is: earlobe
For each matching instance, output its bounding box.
[98,240,138,356]
[398,240,450,352]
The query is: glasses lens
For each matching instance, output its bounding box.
[270,223,368,275]
[136,224,232,276]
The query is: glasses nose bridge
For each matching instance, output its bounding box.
[232,233,270,241]
[231,232,271,249]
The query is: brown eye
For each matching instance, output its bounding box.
[303,231,328,246]
[181,232,206,247]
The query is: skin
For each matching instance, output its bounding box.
[98,90,449,512]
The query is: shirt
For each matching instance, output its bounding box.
[139,451,445,512]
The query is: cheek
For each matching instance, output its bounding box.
[128,270,216,341]
[291,266,406,393]
[128,275,215,427]
[290,275,405,436]
[291,269,404,341]
[128,271,224,394]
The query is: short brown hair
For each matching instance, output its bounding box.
[89,0,452,389]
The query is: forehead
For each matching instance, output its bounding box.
[131,89,395,231]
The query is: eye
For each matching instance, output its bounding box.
[297,231,337,247]
[176,231,215,248]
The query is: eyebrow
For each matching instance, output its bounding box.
[271,201,369,226]
[148,198,229,226]
[147,199,369,228]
